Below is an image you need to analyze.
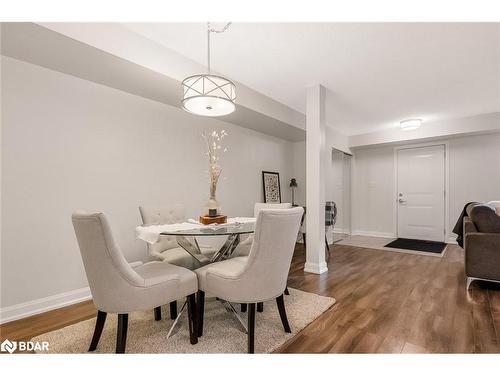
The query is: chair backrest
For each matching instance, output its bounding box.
[72,211,143,311]
[253,202,292,218]
[325,201,337,227]
[139,205,186,257]
[242,207,304,300]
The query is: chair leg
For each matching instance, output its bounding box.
[241,303,247,313]
[325,236,330,253]
[169,301,177,320]
[88,310,107,352]
[257,302,264,312]
[302,233,306,249]
[116,314,128,354]
[186,294,198,345]
[276,294,291,333]
[154,306,162,321]
[248,303,256,354]
[196,290,205,337]
[284,287,290,295]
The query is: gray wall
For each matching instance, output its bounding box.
[1,56,293,309]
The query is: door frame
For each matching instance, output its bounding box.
[393,141,450,243]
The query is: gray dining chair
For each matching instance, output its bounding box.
[139,205,216,319]
[194,207,304,353]
[72,211,198,353]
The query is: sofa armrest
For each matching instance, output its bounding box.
[463,217,477,234]
[465,232,500,280]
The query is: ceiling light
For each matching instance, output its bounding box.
[181,22,236,117]
[400,119,422,131]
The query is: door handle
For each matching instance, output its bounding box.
[398,198,407,203]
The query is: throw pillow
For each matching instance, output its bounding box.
[470,204,500,233]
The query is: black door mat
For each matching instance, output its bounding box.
[384,238,447,253]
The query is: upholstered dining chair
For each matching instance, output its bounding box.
[139,205,216,319]
[233,202,293,313]
[233,202,292,257]
[194,207,304,353]
[72,211,198,353]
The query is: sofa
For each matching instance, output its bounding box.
[464,201,500,289]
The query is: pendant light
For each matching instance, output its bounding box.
[181,22,236,117]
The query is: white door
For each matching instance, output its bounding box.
[397,145,445,242]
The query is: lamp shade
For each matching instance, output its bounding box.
[289,178,298,188]
[182,74,236,117]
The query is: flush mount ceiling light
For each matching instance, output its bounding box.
[181,22,236,117]
[400,118,422,131]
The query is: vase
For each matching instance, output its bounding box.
[206,191,220,217]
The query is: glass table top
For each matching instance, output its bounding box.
[160,221,255,237]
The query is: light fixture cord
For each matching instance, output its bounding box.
[207,22,232,73]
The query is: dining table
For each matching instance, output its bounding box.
[160,220,256,265]
[136,218,256,335]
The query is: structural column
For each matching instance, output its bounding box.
[304,85,328,274]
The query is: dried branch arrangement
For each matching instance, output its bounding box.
[202,130,228,200]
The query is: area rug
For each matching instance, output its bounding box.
[32,288,335,354]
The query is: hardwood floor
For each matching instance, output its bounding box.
[279,244,500,353]
[1,243,499,353]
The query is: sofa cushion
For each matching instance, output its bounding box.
[470,204,500,233]
[487,201,500,216]
[466,202,480,217]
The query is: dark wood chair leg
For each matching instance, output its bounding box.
[196,290,205,337]
[248,303,256,354]
[241,303,247,313]
[88,310,107,352]
[169,301,177,320]
[302,233,307,249]
[284,287,290,295]
[276,294,291,333]
[257,302,264,312]
[325,236,331,253]
[116,313,128,354]
[186,294,198,345]
[154,306,162,321]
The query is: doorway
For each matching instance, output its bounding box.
[396,144,446,242]
[328,148,352,243]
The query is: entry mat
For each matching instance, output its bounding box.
[384,238,447,254]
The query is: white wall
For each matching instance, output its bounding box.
[0,56,293,314]
[351,146,396,237]
[327,150,345,231]
[351,132,500,239]
[291,141,306,206]
[291,125,350,207]
[449,133,500,236]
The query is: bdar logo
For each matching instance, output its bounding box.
[1,339,17,353]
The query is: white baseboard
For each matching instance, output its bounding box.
[332,228,348,234]
[0,287,92,324]
[351,230,395,239]
[447,233,458,245]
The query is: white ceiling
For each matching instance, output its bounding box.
[123,23,500,136]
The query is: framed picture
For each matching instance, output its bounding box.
[262,171,281,203]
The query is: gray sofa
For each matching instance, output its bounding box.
[464,202,500,289]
